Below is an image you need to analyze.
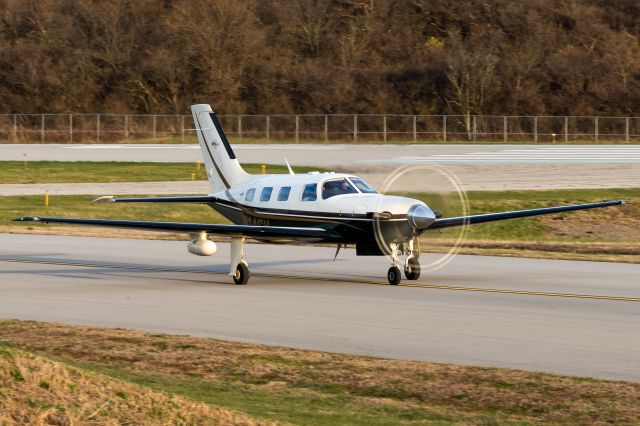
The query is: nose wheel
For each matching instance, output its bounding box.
[404,257,420,280]
[387,240,421,285]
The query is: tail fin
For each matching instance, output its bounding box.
[191,104,251,194]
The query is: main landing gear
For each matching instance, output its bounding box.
[387,239,421,285]
[229,237,250,285]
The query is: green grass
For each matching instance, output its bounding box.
[1,194,220,225]
[0,161,326,184]
[62,360,462,426]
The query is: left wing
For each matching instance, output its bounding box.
[428,200,625,230]
[13,217,334,240]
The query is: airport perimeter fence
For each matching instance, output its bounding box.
[2,113,640,143]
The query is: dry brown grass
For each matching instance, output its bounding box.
[1,320,639,425]
[0,345,270,426]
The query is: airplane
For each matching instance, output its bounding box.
[15,104,626,285]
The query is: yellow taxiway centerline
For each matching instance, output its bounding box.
[1,257,639,302]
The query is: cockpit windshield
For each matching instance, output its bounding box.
[349,177,378,194]
[322,178,358,199]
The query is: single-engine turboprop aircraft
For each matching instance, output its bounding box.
[15,104,626,285]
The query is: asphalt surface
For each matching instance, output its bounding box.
[1,233,639,382]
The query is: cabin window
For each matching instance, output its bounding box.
[260,187,273,202]
[349,177,378,194]
[301,183,317,201]
[322,178,357,199]
[245,188,255,202]
[278,186,291,201]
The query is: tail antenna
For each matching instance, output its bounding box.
[285,158,295,175]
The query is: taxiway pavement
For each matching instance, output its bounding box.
[1,233,638,382]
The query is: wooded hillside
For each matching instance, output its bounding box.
[1,0,639,116]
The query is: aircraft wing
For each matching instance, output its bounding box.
[13,217,333,240]
[428,200,626,230]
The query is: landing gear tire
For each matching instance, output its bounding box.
[404,257,421,280]
[233,262,250,285]
[387,266,401,285]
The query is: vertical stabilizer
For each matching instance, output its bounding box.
[191,104,251,194]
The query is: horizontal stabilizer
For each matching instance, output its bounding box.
[91,195,221,204]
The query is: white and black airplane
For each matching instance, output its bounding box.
[16,104,626,285]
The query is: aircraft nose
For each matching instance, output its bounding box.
[407,204,436,229]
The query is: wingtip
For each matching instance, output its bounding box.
[92,195,115,203]
[13,216,40,222]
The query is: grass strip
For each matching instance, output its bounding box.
[0,161,325,184]
[1,320,639,425]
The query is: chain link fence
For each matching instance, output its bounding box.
[1,113,640,143]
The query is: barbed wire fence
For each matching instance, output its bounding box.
[1,113,640,143]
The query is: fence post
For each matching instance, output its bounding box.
[238,115,242,140]
[180,115,185,143]
[96,113,101,142]
[503,116,507,142]
[443,115,447,142]
[152,114,157,140]
[69,114,73,143]
[472,115,477,142]
[324,115,328,141]
[124,115,129,140]
[594,116,598,143]
[41,114,45,143]
[412,115,417,142]
[266,115,270,140]
[533,116,538,143]
[626,117,630,143]
[295,115,300,142]
[383,114,387,142]
[564,116,569,142]
[13,114,17,142]
[353,115,358,142]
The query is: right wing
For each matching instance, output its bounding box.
[13,216,334,240]
[428,200,626,230]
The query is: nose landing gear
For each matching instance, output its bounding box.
[387,239,421,285]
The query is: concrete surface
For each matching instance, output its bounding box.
[1,233,639,382]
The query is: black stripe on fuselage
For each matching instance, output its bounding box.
[207,197,407,221]
[195,112,231,189]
